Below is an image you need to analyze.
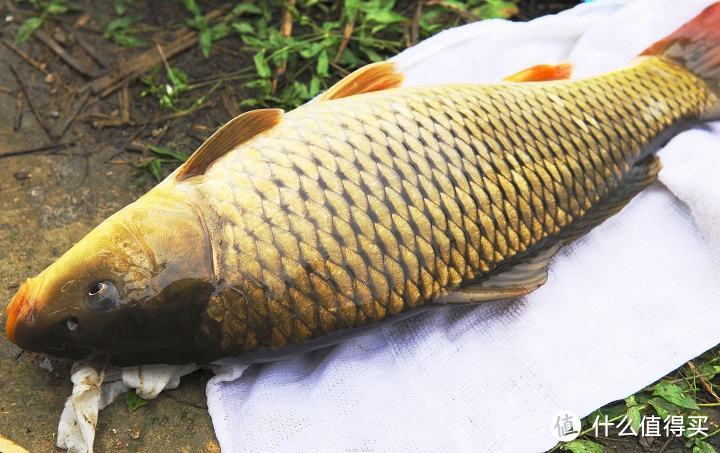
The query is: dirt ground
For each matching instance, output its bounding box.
[0,0,231,450]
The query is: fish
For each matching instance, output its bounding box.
[5,3,720,366]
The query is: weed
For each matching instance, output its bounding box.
[554,350,720,452]
[127,0,520,179]
[225,0,519,110]
[14,0,69,43]
[132,144,188,185]
[104,15,145,47]
[125,389,149,411]
[102,0,146,47]
[183,0,231,57]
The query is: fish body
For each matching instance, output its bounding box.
[6,3,720,365]
[197,58,714,359]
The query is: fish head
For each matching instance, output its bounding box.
[5,190,216,365]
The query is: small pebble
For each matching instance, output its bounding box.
[50,110,60,118]
[38,357,54,373]
[53,28,67,44]
[5,15,14,23]
[45,73,56,84]
[75,13,91,28]
[14,171,31,180]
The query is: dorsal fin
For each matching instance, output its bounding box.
[317,61,404,101]
[176,108,282,181]
[503,63,573,82]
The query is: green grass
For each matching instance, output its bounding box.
[14,0,70,43]
[554,350,720,452]
[12,1,520,180]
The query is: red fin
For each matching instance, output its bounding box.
[503,63,572,82]
[641,2,720,82]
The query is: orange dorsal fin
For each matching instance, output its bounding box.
[318,61,404,101]
[503,63,573,82]
[176,108,282,181]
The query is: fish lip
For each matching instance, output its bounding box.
[5,281,29,344]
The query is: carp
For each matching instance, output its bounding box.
[6,3,720,365]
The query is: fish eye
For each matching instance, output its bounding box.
[86,281,119,312]
[65,316,79,332]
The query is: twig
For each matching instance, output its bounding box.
[143,103,212,125]
[410,1,423,46]
[333,20,354,63]
[220,84,238,118]
[87,6,230,97]
[657,435,674,453]
[94,83,132,128]
[54,90,91,139]
[687,360,720,404]
[2,39,49,74]
[62,23,109,69]
[329,61,350,76]
[272,0,296,94]
[34,29,103,78]
[92,118,137,128]
[0,86,13,94]
[13,90,24,131]
[161,391,208,410]
[8,64,53,140]
[120,84,131,123]
[0,142,74,158]
[425,0,477,21]
[155,42,171,72]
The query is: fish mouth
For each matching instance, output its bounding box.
[6,280,32,344]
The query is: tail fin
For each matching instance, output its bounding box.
[641,2,720,117]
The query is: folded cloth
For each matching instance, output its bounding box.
[57,363,198,453]
[204,1,720,452]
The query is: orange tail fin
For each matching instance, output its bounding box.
[641,2,720,117]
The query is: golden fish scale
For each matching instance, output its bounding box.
[198,58,716,354]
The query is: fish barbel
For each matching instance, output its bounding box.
[6,4,720,365]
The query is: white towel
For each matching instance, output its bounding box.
[204,1,720,452]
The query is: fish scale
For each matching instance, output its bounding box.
[197,57,715,355]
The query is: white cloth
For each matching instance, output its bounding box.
[57,364,197,453]
[205,1,720,452]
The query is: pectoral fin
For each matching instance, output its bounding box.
[436,244,559,304]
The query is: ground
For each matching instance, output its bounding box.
[1,0,719,452]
